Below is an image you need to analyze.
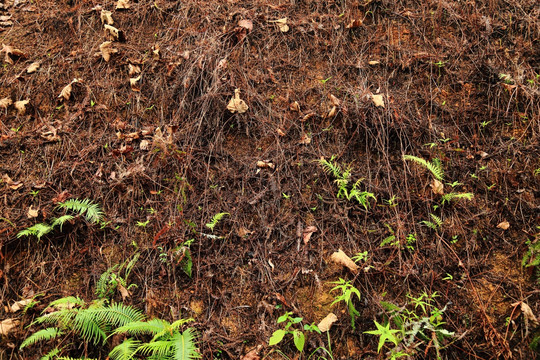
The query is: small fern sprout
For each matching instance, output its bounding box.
[441,192,474,205]
[56,198,104,224]
[403,155,444,181]
[17,223,53,240]
[205,212,229,231]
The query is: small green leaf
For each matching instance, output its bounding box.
[293,330,305,352]
[277,313,289,323]
[269,329,286,346]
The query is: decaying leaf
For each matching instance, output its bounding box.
[27,206,39,219]
[118,283,130,300]
[104,24,121,40]
[139,139,150,150]
[14,100,29,115]
[128,63,141,76]
[227,89,248,114]
[116,0,130,9]
[26,62,40,73]
[346,19,363,29]
[290,101,300,112]
[0,97,12,109]
[238,19,253,32]
[269,18,289,32]
[511,301,539,326]
[329,94,341,107]
[1,43,26,64]
[303,225,317,244]
[256,160,275,170]
[317,313,338,332]
[331,249,359,273]
[298,133,311,145]
[276,128,286,137]
[9,299,33,313]
[497,221,510,230]
[100,9,114,25]
[130,75,141,92]
[99,41,118,62]
[58,79,79,101]
[241,346,262,360]
[237,227,253,238]
[0,318,19,336]
[368,60,380,65]
[326,106,337,118]
[152,44,160,60]
[2,174,23,190]
[430,179,444,195]
[371,94,385,108]
[0,15,13,27]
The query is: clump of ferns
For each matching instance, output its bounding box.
[317,156,376,210]
[95,253,140,300]
[17,198,104,240]
[20,296,200,360]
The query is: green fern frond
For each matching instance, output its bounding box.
[137,339,174,357]
[72,310,107,345]
[57,357,97,360]
[172,329,201,360]
[430,214,443,227]
[95,265,120,299]
[85,303,145,330]
[170,318,195,331]
[17,223,54,240]
[40,347,61,360]
[441,192,474,205]
[349,190,376,209]
[403,155,444,181]
[317,156,343,178]
[35,308,77,328]
[20,327,63,349]
[205,212,229,231]
[51,215,75,231]
[48,296,85,309]
[56,198,104,224]
[114,319,169,337]
[109,338,141,360]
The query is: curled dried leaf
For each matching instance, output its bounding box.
[371,94,385,108]
[26,62,40,73]
[497,221,510,230]
[298,133,311,145]
[256,160,275,170]
[269,18,289,32]
[100,9,114,25]
[58,79,79,101]
[330,249,359,273]
[329,94,341,107]
[130,76,141,92]
[0,318,19,336]
[0,97,12,109]
[27,206,39,219]
[128,63,141,76]
[238,19,253,32]
[430,179,444,195]
[317,313,338,332]
[116,0,130,9]
[303,225,317,244]
[14,100,29,115]
[290,101,300,112]
[104,24,122,40]
[9,299,33,313]
[227,89,248,114]
[1,43,26,64]
[99,41,118,62]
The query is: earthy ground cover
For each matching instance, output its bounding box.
[0,0,539,359]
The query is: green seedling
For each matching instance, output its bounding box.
[330,278,361,329]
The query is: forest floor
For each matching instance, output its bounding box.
[0,0,539,359]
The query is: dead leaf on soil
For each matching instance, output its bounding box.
[152,44,160,60]
[58,79,80,101]
[298,133,311,145]
[241,346,262,360]
[497,221,510,230]
[99,41,118,62]
[331,249,359,273]
[26,61,40,73]
[346,19,363,29]
[430,179,444,195]
[326,106,337,118]
[118,283,130,300]
[303,225,317,244]
[116,0,130,10]
[2,174,23,190]
[371,94,385,108]
[276,128,286,137]
[0,97,12,109]
[0,318,19,336]
[237,227,253,238]
[368,60,380,65]
[139,139,150,150]
[128,63,141,76]
[9,299,33,313]
[238,19,253,32]
[1,44,26,64]
[269,18,289,32]
[217,58,227,70]
[104,24,122,40]
[100,9,114,25]
[511,301,539,326]
[317,313,338,332]
[0,15,13,27]
[256,160,275,170]
[14,100,29,115]
[27,206,39,219]
[329,94,341,107]
[130,75,141,92]
[227,89,248,114]
[290,101,300,112]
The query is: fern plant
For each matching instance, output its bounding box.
[441,192,473,205]
[205,212,229,231]
[96,253,139,299]
[318,156,376,209]
[403,155,444,181]
[420,214,443,231]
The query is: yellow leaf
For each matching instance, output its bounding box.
[371,94,385,108]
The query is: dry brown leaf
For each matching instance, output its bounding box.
[329,94,341,107]
[238,19,253,32]
[58,79,79,101]
[497,221,510,230]
[1,44,26,64]
[326,106,337,118]
[9,299,33,313]
[130,76,141,92]
[100,9,114,25]
[269,18,289,32]
[317,313,338,332]
[241,346,262,360]
[303,225,317,245]
[118,283,130,300]
[128,63,141,76]
[2,174,23,190]
[276,128,286,137]
[227,89,248,114]
[99,41,118,62]
[290,101,300,112]
[0,97,12,109]
[152,44,160,60]
[0,318,19,336]
[256,160,275,170]
[14,100,29,115]
[116,0,130,9]
[331,249,359,273]
[519,302,539,326]
[27,206,39,219]
[26,62,40,74]
[104,24,121,40]
[368,60,380,65]
[237,227,253,238]
[139,139,150,150]
[371,94,385,108]
[298,133,311,145]
[346,19,363,29]
[430,179,444,195]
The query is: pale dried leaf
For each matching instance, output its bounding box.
[238,19,253,32]
[520,302,539,326]
[371,94,385,108]
[104,24,121,40]
[346,19,363,29]
[1,44,26,64]
[0,318,19,336]
[276,128,286,137]
[14,100,29,115]
[241,347,261,360]
[329,94,341,107]
[139,139,150,150]
[99,41,118,62]
[9,299,33,313]
[128,63,141,76]
[237,227,253,238]
[256,160,275,170]
[368,60,380,65]
[26,61,40,73]
[2,174,23,190]
[303,225,317,245]
[118,283,130,300]
[0,97,12,109]
[290,101,300,112]
[58,79,79,100]
[317,313,338,332]
[152,44,160,60]
[497,221,510,230]
[130,76,141,92]
[331,249,359,273]
[116,0,130,9]
[326,106,337,118]
[430,179,444,195]
[27,206,39,219]
[227,89,248,114]
[298,133,311,145]
[100,9,114,25]
[269,18,289,32]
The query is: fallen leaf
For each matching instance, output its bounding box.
[1,44,26,64]
[116,0,130,9]
[276,128,286,137]
[104,24,121,40]
[227,89,248,114]
[0,15,12,27]
[298,133,311,145]
[99,41,118,62]
[303,225,317,244]
[0,319,19,336]
[290,101,300,112]
[430,179,444,195]
[326,106,337,118]
[2,174,23,190]
[371,94,385,107]
[100,9,114,25]
[0,97,12,109]
[9,299,33,313]
[26,62,40,73]
[130,76,141,92]
[237,227,253,238]
[139,139,150,150]
[331,249,359,273]
[118,283,130,300]
[346,19,363,29]
[58,79,80,101]
[317,313,338,332]
[368,60,380,65]
[152,44,160,60]
[269,18,289,32]
[217,58,227,70]
[497,221,510,230]
[238,19,253,32]
[27,206,39,219]
[14,100,29,115]
[518,302,539,326]
[241,346,262,360]
[329,94,341,107]
[128,63,141,76]
[256,160,275,170]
